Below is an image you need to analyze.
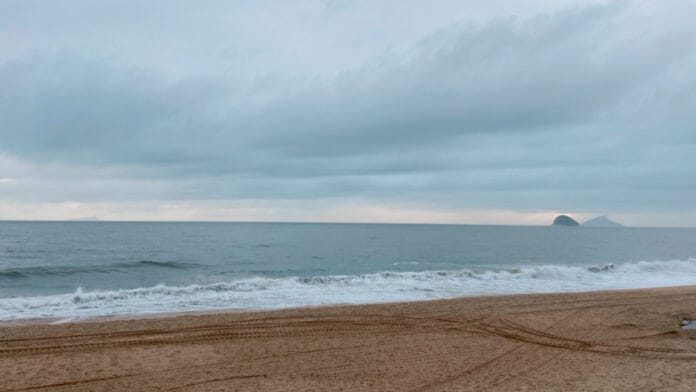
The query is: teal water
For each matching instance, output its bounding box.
[1,221,695,320]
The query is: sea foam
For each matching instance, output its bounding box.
[1,258,696,321]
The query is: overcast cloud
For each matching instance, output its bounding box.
[1,0,695,226]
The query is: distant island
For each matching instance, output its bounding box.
[582,215,623,228]
[68,217,100,221]
[551,214,624,227]
[552,215,579,226]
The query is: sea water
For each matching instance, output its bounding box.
[1,221,695,321]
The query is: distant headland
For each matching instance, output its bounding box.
[582,215,623,227]
[68,217,100,222]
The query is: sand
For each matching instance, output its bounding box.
[3,286,696,391]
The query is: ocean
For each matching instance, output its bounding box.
[1,221,695,321]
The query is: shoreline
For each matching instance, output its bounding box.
[3,284,696,327]
[3,286,696,390]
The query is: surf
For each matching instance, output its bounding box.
[2,258,695,321]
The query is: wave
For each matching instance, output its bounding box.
[2,258,696,321]
[117,260,195,269]
[0,260,195,279]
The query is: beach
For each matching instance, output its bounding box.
[3,286,696,391]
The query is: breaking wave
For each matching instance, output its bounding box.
[2,258,696,321]
[0,260,196,279]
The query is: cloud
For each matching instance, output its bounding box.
[0,0,695,224]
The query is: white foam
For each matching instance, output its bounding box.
[1,258,696,321]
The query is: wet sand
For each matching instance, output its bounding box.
[3,286,696,391]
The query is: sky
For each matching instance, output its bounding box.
[1,0,695,226]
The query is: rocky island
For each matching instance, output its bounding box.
[583,215,623,227]
[552,214,580,226]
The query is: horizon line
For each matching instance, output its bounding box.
[1,218,692,229]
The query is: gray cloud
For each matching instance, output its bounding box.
[1,0,695,222]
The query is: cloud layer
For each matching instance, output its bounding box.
[1,0,695,225]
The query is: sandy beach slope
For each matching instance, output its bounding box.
[3,286,696,391]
